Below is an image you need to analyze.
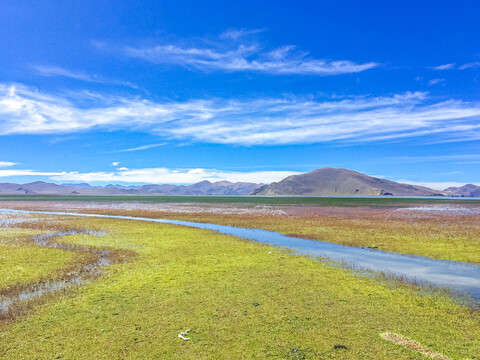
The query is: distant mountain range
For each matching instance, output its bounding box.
[0,180,262,196]
[250,168,480,197]
[0,168,479,197]
[444,184,480,197]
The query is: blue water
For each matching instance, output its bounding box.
[2,209,480,300]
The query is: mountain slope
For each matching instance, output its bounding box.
[445,184,480,197]
[0,180,262,195]
[250,168,445,196]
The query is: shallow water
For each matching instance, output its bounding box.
[0,227,111,316]
[2,209,480,300]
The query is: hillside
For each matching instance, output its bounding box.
[0,180,261,196]
[445,184,480,197]
[250,168,446,196]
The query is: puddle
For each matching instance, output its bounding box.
[0,228,112,317]
[399,205,480,215]
[1,209,480,301]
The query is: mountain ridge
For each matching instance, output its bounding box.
[1,168,479,197]
[0,180,262,196]
[250,168,449,196]
[444,184,480,197]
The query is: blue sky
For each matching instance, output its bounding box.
[1,0,480,188]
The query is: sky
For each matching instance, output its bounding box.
[1,0,480,189]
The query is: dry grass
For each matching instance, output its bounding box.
[7,201,477,264]
[380,332,453,360]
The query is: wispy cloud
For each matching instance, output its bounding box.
[2,165,476,188]
[459,62,480,70]
[389,154,480,163]
[48,167,299,184]
[428,78,444,86]
[117,143,167,152]
[432,63,455,70]
[33,65,139,89]
[2,83,480,145]
[106,30,379,76]
[0,169,60,177]
[431,62,480,71]
[34,65,100,82]
[0,166,298,184]
[219,28,265,40]
[0,161,16,168]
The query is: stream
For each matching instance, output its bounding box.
[1,209,480,301]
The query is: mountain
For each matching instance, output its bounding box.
[138,181,261,195]
[0,181,137,195]
[1,169,477,197]
[444,184,480,197]
[10,181,77,195]
[104,184,139,189]
[250,168,446,196]
[0,180,262,196]
[0,183,30,194]
[61,183,94,189]
[137,184,182,194]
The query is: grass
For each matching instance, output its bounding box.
[0,214,479,359]
[38,206,480,265]
[166,211,480,264]
[2,197,480,264]
[1,194,480,206]
[380,332,453,360]
[0,228,77,290]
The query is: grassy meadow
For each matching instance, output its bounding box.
[1,194,480,206]
[0,227,77,291]
[8,200,476,264]
[0,212,479,359]
[138,209,480,265]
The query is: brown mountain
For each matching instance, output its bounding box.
[250,168,446,196]
[444,184,480,197]
[0,180,262,196]
[137,180,261,195]
[0,181,138,195]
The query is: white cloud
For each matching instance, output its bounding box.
[428,78,444,86]
[111,162,120,166]
[390,154,480,163]
[33,65,139,89]
[0,166,297,184]
[219,28,264,40]
[2,165,476,188]
[115,31,379,76]
[459,62,480,70]
[48,167,299,184]
[0,169,61,177]
[0,161,16,168]
[432,63,455,70]
[2,83,480,145]
[117,143,166,152]
[34,65,100,82]
[432,62,480,71]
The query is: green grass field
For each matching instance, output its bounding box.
[1,194,480,206]
[0,228,78,290]
[132,210,480,265]
[1,213,479,359]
